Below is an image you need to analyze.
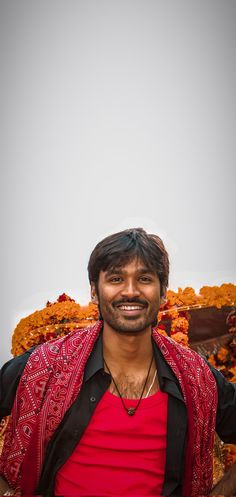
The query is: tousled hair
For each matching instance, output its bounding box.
[88,228,169,297]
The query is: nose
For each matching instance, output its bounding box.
[120,278,141,299]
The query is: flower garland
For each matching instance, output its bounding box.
[11,293,99,356]
[11,284,235,356]
[155,283,235,349]
[166,283,236,308]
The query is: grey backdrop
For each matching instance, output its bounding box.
[1,0,235,363]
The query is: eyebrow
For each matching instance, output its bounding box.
[105,267,155,276]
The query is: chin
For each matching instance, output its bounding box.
[114,328,149,336]
[106,317,153,335]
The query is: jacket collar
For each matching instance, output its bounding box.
[84,333,104,381]
[84,330,184,403]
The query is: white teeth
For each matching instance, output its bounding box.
[118,305,143,310]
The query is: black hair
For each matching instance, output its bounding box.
[88,228,169,297]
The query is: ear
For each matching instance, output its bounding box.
[90,282,99,304]
[160,288,167,305]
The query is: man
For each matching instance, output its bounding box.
[0,228,235,497]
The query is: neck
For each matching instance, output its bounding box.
[102,322,153,374]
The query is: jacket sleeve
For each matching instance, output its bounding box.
[207,362,236,443]
[0,347,36,421]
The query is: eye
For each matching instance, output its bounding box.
[108,276,122,283]
[139,276,152,282]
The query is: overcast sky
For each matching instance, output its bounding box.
[1,0,235,363]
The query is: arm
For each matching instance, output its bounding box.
[208,362,236,443]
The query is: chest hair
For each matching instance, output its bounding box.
[108,371,159,399]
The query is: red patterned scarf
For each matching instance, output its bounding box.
[0,321,217,496]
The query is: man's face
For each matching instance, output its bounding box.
[91,258,162,335]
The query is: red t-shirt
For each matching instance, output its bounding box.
[55,389,168,496]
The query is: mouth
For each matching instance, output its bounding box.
[115,303,146,316]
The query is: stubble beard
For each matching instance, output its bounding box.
[98,301,159,335]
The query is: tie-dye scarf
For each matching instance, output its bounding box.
[0,321,217,496]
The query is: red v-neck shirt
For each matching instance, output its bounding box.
[55,389,168,496]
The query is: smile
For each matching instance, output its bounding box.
[115,304,147,316]
[117,305,144,310]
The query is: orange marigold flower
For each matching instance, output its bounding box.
[208,354,217,368]
[199,284,236,308]
[217,347,229,363]
[171,332,189,348]
[171,317,189,335]
[166,287,201,308]
[165,284,235,310]
[159,308,179,320]
[156,327,168,337]
[228,366,236,383]
[11,297,98,356]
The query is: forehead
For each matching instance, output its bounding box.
[102,258,156,275]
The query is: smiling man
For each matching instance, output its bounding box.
[0,228,236,497]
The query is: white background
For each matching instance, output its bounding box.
[1,0,235,363]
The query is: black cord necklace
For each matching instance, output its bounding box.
[104,355,154,416]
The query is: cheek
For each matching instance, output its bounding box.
[98,288,116,306]
[147,290,161,307]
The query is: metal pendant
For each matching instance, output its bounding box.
[127,407,136,416]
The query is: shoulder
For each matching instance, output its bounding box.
[153,330,210,368]
[0,322,102,419]
[0,346,37,384]
[152,331,218,393]
[11,324,102,380]
[0,346,37,419]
